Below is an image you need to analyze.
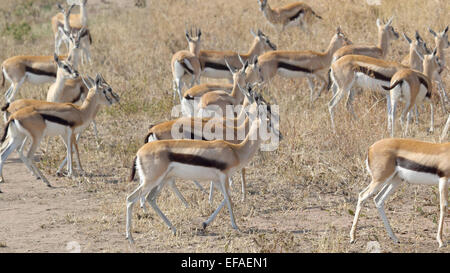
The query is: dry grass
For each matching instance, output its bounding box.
[0,0,449,252]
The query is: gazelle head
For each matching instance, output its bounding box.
[225,57,249,88]
[185,27,202,56]
[376,17,399,41]
[429,26,450,50]
[57,3,76,31]
[82,74,120,106]
[403,31,430,56]
[257,0,268,11]
[54,53,79,80]
[331,26,352,49]
[59,26,86,68]
[423,47,444,76]
[250,29,277,52]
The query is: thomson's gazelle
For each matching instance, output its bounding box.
[0,74,119,188]
[257,27,351,101]
[332,17,399,63]
[383,48,443,137]
[400,31,430,72]
[257,0,322,33]
[429,26,449,101]
[171,28,202,102]
[350,138,449,248]
[126,84,278,242]
[198,30,276,82]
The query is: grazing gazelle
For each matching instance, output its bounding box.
[0,74,119,187]
[257,27,351,101]
[1,27,82,103]
[257,0,322,33]
[198,29,276,82]
[383,48,443,137]
[350,138,449,248]
[125,84,278,242]
[171,28,202,102]
[327,55,409,130]
[331,17,399,64]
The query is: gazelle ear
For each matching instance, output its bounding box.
[443,26,449,35]
[432,47,437,57]
[376,18,381,28]
[95,74,102,87]
[386,16,393,26]
[336,26,342,34]
[415,30,422,41]
[224,58,237,74]
[67,4,75,15]
[185,30,191,42]
[250,29,257,37]
[57,3,64,12]
[429,27,438,37]
[252,55,258,66]
[403,33,412,44]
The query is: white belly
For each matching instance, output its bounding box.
[26,72,55,84]
[277,68,309,78]
[167,162,222,181]
[202,68,232,79]
[355,73,389,93]
[396,166,440,185]
[43,121,69,137]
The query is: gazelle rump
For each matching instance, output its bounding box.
[125,85,278,242]
[257,0,322,33]
[350,138,449,248]
[0,74,119,189]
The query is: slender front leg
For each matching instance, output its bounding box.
[437,177,448,248]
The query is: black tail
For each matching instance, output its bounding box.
[180,60,194,75]
[1,120,12,144]
[129,156,137,182]
[326,68,332,91]
[311,9,322,19]
[144,125,155,144]
[381,80,402,91]
[1,102,9,112]
[88,30,92,44]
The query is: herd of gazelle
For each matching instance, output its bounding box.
[0,1,448,249]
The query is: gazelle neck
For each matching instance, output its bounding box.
[79,89,100,123]
[244,37,263,59]
[378,29,389,58]
[262,3,276,21]
[189,42,200,56]
[409,43,423,71]
[436,39,446,66]
[234,116,261,168]
[229,78,245,103]
[423,58,437,80]
[325,35,343,63]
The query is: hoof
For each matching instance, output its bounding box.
[202,222,207,230]
[56,171,64,177]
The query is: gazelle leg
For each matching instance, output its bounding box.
[436,177,448,248]
[147,178,176,234]
[168,179,189,208]
[219,174,238,230]
[240,168,246,202]
[328,83,351,131]
[440,114,450,142]
[350,179,386,243]
[126,183,144,243]
[373,176,401,243]
[208,181,215,204]
[429,101,434,133]
[25,135,51,187]
[306,77,316,103]
[7,77,25,103]
[192,180,206,193]
[0,133,24,183]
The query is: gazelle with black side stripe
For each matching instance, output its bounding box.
[400,31,430,72]
[257,0,322,33]
[257,27,351,102]
[125,84,275,242]
[198,29,276,82]
[383,48,442,137]
[429,26,449,101]
[1,28,83,103]
[0,74,119,188]
[350,138,450,248]
[327,55,409,130]
[171,28,202,103]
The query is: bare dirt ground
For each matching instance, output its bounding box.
[0,0,449,253]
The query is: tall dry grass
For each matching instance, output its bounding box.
[0,0,448,252]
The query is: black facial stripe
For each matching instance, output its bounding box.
[168,152,228,170]
[278,62,314,74]
[25,66,56,78]
[289,9,304,21]
[204,62,230,71]
[396,156,444,177]
[41,114,75,127]
[357,66,391,82]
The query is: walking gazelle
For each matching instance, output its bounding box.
[0,74,119,189]
[126,84,281,242]
[350,138,449,248]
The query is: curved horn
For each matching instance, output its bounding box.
[403,33,412,44]
[429,27,438,37]
[224,58,236,73]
